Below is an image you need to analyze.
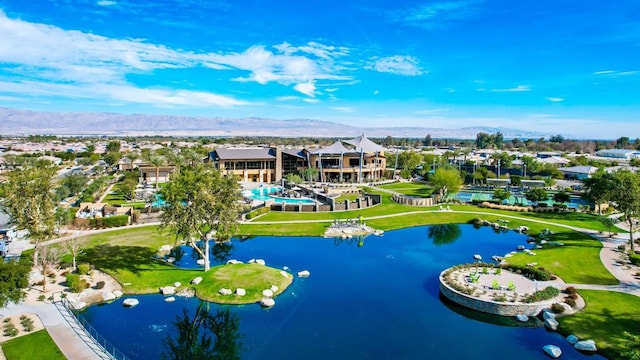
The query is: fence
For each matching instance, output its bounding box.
[54,294,128,360]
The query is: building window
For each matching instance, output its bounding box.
[247,161,261,169]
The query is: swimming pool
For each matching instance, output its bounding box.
[242,186,316,204]
[451,191,590,209]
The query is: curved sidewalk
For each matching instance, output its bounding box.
[1,301,109,360]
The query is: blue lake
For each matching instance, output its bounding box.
[77,225,605,360]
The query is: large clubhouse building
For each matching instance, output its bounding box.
[208,134,387,183]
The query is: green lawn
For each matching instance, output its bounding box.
[560,290,640,359]
[1,330,65,360]
[504,230,617,285]
[377,182,434,197]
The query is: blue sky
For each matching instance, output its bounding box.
[0,0,639,138]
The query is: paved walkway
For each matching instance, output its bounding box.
[0,300,110,360]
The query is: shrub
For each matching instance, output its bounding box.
[37,295,46,302]
[66,273,89,293]
[564,286,577,295]
[629,253,640,266]
[564,298,577,307]
[482,267,488,274]
[551,303,565,314]
[493,293,507,302]
[20,316,34,332]
[495,267,501,275]
[502,264,552,281]
[521,286,560,303]
[245,207,270,219]
[3,322,18,337]
[77,263,91,275]
[491,279,500,290]
[95,281,105,289]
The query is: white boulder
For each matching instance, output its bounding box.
[544,318,559,331]
[173,282,181,288]
[543,344,562,359]
[218,288,232,295]
[566,334,579,344]
[196,259,205,265]
[575,339,597,352]
[236,288,246,296]
[517,245,525,250]
[283,266,289,270]
[160,286,176,295]
[159,245,172,252]
[260,298,275,307]
[101,291,116,302]
[255,259,266,265]
[262,289,274,297]
[473,254,482,260]
[226,259,242,265]
[270,285,279,293]
[191,277,203,285]
[280,271,289,278]
[122,298,139,307]
[165,296,176,302]
[71,301,87,310]
[113,290,123,298]
[542,310,556,321]
[515,314,528,322]
[248,258,256,264]
[166,257,175,263]
[297,270,311,278]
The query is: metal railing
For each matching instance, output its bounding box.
[53,293,129,360]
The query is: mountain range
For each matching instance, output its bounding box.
[0,107,550,139]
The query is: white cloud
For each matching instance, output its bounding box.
[545,97,564,102]
[294,81,317,97]
[97,0,117,6]
[330,106,355,113]
[369,55,424,76]
[395,1,483,29]
[593,70,639,77]
[488,85,531,92]
[0,10,354,106]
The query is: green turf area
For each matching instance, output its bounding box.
[334,193,361,202]
[1,330,65,360]
[560,290,640,359]
[196,263,293,304]
[78,229,292,304]
[377,182,434,197]
[504,230,617,285]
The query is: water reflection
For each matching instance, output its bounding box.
[427,224,462,246]
[161,302,243,360]
[333,235,368,247]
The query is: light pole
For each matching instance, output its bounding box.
[497,159,501,179]
[523,163,527,178]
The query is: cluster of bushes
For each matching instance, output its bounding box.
[245,207,270,219]
[521,286,560,303]
[75,215,129,229]
[479,202,533,212]
[502,264,553,281]
[66,273,90,293]
[19,315,34,332]
[3,318,18,337]
[564,286,579,307]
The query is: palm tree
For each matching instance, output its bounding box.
[126,151,139,171]
[149,155,166,190]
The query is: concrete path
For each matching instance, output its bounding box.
[1,301,110,360]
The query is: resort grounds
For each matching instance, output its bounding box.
[2,183,640,359]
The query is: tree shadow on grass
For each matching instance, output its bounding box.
[80,244,160,276]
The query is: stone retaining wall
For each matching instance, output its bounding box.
[392,194,437,206]
[439,272,554,317]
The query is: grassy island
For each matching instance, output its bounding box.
[196,263,293,304]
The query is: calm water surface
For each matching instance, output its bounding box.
[78,225,605,359]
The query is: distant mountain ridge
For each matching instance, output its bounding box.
[0,107,550,139]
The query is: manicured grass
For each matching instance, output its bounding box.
[78,233,292,304]
[82,225,170,248]
[505,231,617,285]
[377,182,434,197]
[1,330,65,360]
[560,290,640,359]
[196,263,293,304]
[334,193,361,202]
